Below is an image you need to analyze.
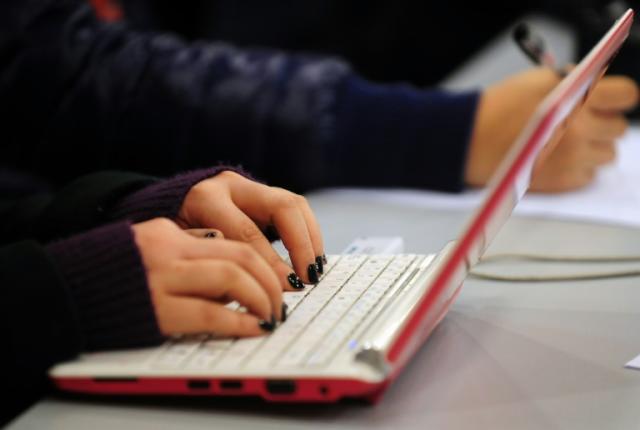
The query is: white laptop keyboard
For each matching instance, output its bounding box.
[149,254,425,370]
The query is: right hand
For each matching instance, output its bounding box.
[177,170,325,288]
[529,75,638,191]
[131,218,283,338]
[467,68,638,192]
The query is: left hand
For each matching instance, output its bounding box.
[176,171,325,289]
[132,218,284,336]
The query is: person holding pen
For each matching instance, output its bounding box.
[468,23,636,191]
[1,0,637,198]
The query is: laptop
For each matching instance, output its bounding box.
[49,9,634,403]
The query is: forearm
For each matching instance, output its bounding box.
[0,0,350,187]
[2,241,83,387]
[328,76,481,192]
[1,221,162,423]
[110,165,248,222]
[0,171,155,243]
[1,0,480,194]
[1,240,77,424]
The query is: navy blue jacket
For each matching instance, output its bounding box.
[0,0,479,193]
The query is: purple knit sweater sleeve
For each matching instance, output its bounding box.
[43,166,255,351]
[111,166,249,223]
[46,222,164,350]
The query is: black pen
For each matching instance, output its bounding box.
[513,22,567,77]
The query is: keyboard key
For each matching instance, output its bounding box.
[151,337,204,369]
[304,256,417,367]
[216,337,265,368]
[273,255,393,367]
[185,338,234,369]
[143,254,423,372]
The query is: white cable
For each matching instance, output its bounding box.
[469,253,640,282]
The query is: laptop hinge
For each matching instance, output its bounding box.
[354,345,391,377]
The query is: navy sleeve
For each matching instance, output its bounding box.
[0,0,479,193]
[331,77,480,191]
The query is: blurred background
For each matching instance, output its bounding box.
[113,0,640,99]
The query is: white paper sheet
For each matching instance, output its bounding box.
[516,126,640,226]
[325,126,640,227]
[625,354,640,370]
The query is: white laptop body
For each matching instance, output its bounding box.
[49,9,634,403]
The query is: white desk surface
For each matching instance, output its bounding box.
[8,197,640,430]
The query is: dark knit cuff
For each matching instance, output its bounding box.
[110,165,249,223]
[330,75,480,192]
[46,222,163,351]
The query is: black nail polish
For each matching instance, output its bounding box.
[307,264,319,284]
[315,256,324,274]
[322,254,328,265]
[287,273,305,289]
[281,303,289,323]
[258,314,276,332]
[204,231,217,238]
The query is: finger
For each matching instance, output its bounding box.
[216,179,317,285]
[231,185,321,283]
[268,195,319,281]
[177,237,284,320]
[184,228,225,239]
[157,260,273,321]
[587,76,640,112]
[295,195,326,266]
[156,296,271,337]
[232,208,312,288]
[199,201,309,290]
[580,113,628,141]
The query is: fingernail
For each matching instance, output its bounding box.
[322,254,328,265]
[287,273,305,289]
[315,256,324,274]
[281,303,288,322]
[258,315,276,332]
[307,264,319,284]
[204,231,217,238]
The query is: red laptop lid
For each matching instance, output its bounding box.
[388,9,635,366]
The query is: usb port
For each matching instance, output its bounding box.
[219,380,244,390]
[265,380,296,395]
[187,380,211,390]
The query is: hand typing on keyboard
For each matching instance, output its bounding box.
[125,170,328,340]
[177,170,326,289]
[132,218,284,338]
[150,254,424,371]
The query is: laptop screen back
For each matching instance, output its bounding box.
[388,9,634,365]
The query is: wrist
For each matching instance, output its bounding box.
[46,222,164,350]
[111,166,251,223]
